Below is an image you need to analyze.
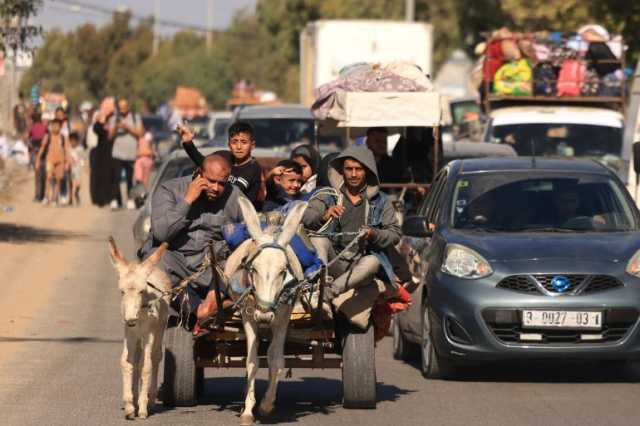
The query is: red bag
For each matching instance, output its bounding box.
[556,59,586,97]
[483,40,504,82]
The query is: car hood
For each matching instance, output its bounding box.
[445,230,640,263]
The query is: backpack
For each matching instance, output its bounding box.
[533,62,557,96]
[556,59,585,97]
[493,59,533,96]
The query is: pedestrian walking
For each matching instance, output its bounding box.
[108,98,144,210]
[68,132,85,206]
[36,119,71,206]
[28,112,47,201]
[90,98,119,207]
[134,132,155,191]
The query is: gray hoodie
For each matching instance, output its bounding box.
[303,145,400,250]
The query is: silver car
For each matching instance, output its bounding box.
[395,158,640,379]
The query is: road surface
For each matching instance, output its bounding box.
[1,171,639,425]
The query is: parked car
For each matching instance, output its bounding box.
[395,158,640,379]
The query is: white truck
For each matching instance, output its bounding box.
[299,20,433,106]
[481,31,630,182]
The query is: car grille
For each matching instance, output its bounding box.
[483,308,638,345]
[496,275,623,295]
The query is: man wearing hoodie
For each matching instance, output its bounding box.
[303,145,401,301]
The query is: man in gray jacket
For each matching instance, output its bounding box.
[144,151,244,324]
[303,145,401,301]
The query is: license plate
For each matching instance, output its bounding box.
[522,310,602,329]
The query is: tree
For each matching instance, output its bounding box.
[19,30,91,105]
[0,0,42,52]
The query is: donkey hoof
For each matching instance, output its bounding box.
[124,411,135,421]
[138,410,148,419]
[239,414,255,425]
[258,401,274,417]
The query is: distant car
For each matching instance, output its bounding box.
[233,104,345,153]
[442,96,484,142]
[395,158,640,379]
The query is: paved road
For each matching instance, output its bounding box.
[1,181,640,425]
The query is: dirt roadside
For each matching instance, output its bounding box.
[0,165,115,364]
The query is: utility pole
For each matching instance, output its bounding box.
[152,0,159,55]
[405,0,415,22]
[206,0,214,49]
[3,15,21,135]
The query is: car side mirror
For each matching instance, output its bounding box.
[633,142,640,176]
[402,216,433,238]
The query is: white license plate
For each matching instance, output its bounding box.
[522,310,602,329]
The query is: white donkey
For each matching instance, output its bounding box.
[108,237,170,420]
[225,198,307,426]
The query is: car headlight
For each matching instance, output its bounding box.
[143,216,151,235]
[441,244,493,279]
[626,249,640,277]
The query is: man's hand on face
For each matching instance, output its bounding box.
[322,204,345,221]
[185,176,208,204]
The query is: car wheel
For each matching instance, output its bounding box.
[392,317,413,361]
[420,302,457,380]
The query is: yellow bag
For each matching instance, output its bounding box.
[493,59,533,96]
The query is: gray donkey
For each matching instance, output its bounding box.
[108,237,170,420]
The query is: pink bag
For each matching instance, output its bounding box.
[557,59,585,97]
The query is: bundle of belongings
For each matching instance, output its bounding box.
[478,25,625,98]
[311,61,434,122]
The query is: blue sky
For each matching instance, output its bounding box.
[37,0,257,35]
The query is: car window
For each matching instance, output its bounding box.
[427,170,449,224]
[419,170,447,219]
[451,172,637,232]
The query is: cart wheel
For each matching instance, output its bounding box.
[341,318,377,409]
[392,317,413,361]
[163,325,199,406]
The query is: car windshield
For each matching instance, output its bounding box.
[213,119,230,139]
[242,118,343,150]
[487,123,623,159]
[451,172,637,232]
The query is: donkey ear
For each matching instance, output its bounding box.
[108,236,127,271]
[238,196,263,241]
[140,242,168,275]
[277,202,308,247]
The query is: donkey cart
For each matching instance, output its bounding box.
[162,305,376,409]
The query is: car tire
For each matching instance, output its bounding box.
[392,317,413,361]
[420,301,457,380]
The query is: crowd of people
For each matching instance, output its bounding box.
[22,96,155,209]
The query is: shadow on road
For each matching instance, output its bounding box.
[0,223,89,244]
[405,357,640,384]
[162,376,413,423]
[0,336,120,344]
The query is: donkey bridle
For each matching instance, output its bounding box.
[241,241,298,313]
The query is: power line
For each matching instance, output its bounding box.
[47,0,211,33]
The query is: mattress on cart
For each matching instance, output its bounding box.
[337,91,443,127]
